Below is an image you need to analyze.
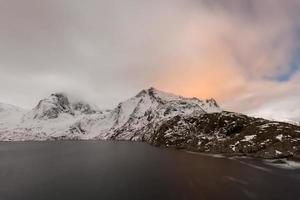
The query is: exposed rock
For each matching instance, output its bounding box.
[147,112,300,159]
[72,101,99,114]
[33,93,74,119]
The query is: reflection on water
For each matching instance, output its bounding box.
[0,141,299,200]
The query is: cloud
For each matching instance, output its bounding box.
[0,0,299,121]
[155,0,300,121]
[247,93,300,122]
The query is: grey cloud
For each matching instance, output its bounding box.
[0,0,299,122]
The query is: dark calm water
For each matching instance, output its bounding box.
[0,141,299,200]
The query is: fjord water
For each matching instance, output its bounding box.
[0,141,299,200]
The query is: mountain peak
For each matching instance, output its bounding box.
[135,87,184,102]
[135,88,220,108]
[50,92,68,99]
[147,87,160,93]
[30,92,102,119]
[72,101,100,114]
[205,98,219,108]
[135,87,159,97]
[32,93,73,120]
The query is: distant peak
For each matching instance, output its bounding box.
[48,93,71,107]
[136,87,158,94]
[135,87,169,98]
[50,92,68,99]
[72,101,99,114]
[147,87,158,97]
[205,98,219,107]
[147,87,161,96]
[31,92,74,119]
[148,87,158,92]
[133,87,221,111]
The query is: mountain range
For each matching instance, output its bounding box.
[0,87,299,159]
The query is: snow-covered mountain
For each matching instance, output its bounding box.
[108,87,221,140]
[0,87,299,159]
[0,88,221,141]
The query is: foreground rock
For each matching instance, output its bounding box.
[147,112,300,159]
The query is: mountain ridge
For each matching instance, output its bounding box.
[0,87,299,159]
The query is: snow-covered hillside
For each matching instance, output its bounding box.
[0,103,27,129]
[0,88,221,141]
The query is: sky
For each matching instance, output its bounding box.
[0,0,300,122]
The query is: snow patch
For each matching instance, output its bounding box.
[276,134,283,141]
[265,159,300,170]
[275,150,282,155]
[241,135,256,142]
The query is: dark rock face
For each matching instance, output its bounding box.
[33,93,74,119]
[69,121,86,135]
[32,94,99,120]
[205,98,219,108]
[147,112,300,159]
[72,102,97,114]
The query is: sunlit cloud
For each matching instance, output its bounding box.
[0,0,299,121]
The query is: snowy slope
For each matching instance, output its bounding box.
[0,103,27,130]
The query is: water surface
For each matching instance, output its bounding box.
[0,141,299,200]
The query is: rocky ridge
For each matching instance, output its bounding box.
[147,112,300,159]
